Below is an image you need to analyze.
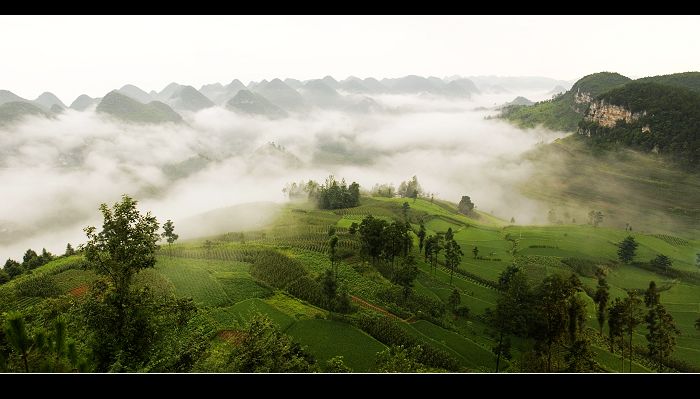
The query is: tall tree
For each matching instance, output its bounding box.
[402,202,410,222]
[593,271,610,335]
[644,281,680,371]
[444,237,463,285]
[529,274,577,372]
[3,312,32,372]
[617,236,638,264]
[417,222,426,252]
[64,243,76,256]
[490,268,531,372]
[4,259,24,279]
[393,255,419,299]
[607,298,626,371]
[594,211,604,227]
[472,246,479,259]
[321,269,338,307]
[83,195,160,299]
[448,289,461,313]
[161,219,179,256]
[564,339,596,372]
[358,215,387,264]
[81,195,161,369]
[329,234,339,280]
[621,291,644,373]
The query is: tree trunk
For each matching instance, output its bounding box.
[22,352,29,373]
[547,342,552,372]
[620,338,624,373]
[495,331,503,373]
[628,332,633,373]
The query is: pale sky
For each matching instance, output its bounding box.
[1,15,698,103]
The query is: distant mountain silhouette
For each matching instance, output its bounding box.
[226,89,288,119]
[97,91,182,124]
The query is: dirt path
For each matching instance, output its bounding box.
[350,295,408,322]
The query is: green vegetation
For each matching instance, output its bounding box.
[0,101,50,126]
[580,82,700,167]
[500,72,631,132]
[3,187,699,373]
[96,91,182,124]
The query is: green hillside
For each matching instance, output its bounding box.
[500,72,631,132]
[0,101,50,126]
[96,90,183,124]
[521,135,700,237]
[3,192,697,372]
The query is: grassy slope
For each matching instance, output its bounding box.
[5,192,697,372]
[520,135,700,238]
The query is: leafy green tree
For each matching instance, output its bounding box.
[64,243,76,256]
[529,274,577,372]
[593,272,610,335]
[489,268,531,372]
[424,234,443,275]
[325,355,352,373]
[644,281,680,371]
[393,255,419,299]
[348,222,358,235]
[497,265,521,291]
[621,291,644,372]
[82,280,200,371]
[417,222,426,252]
[402,202,410,222]
[398,176,422,200]
[457,196,475,215]
[329,234,339,279]
[203,239,214,254]
[40,248,53,264]
[510,217,515,223]
[161,219,179,255]
[617,236,638,264]
[80,195,164,370]
[4,312,32,372]
[227,314,316,372]
[472,246,479,259]
[447,289,461,313]
[491,338,512,370]
[358,215,388,264]
[22,249,44,270]
[444,237,463,285]
[567,294,587,345]
[83,195,160,300]
[348,182,360,207]
[316,175,361,209]
[375,345,428,372]
[0,269,9,284]
[564,339,596,372]
[594,211,604,227]
[650,254,672,274]
[3,259,23,279]
[588,210,604,227]
[321,269,337,307]
[607,298,626,370]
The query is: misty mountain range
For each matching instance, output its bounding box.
[0,75,571,125]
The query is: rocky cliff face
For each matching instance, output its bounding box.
[573,89,593,105]
[585,100,646,128]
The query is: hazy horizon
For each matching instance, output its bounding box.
[1,15,699,101]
